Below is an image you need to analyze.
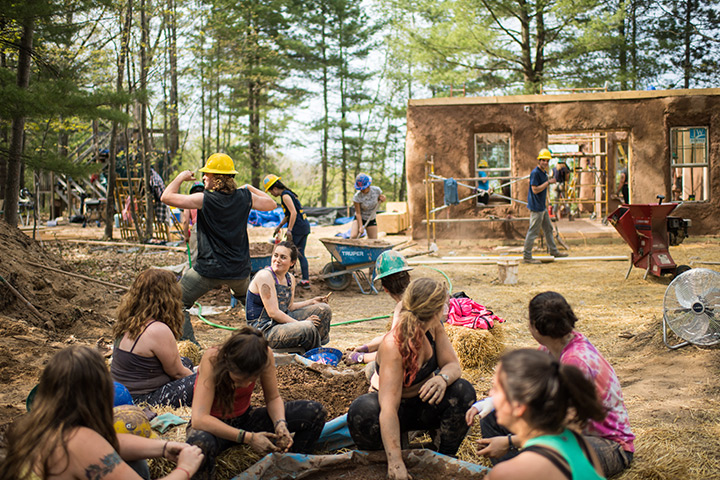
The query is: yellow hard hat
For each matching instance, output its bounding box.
[478,159,489,168]
[199,153,238,175]
[537,148,552,160]
[263,174,281,192]
[113,405,157,438]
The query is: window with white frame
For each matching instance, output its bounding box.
[474,133,512,206]
[670,127,709,202]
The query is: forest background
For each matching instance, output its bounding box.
[0,0,719,234]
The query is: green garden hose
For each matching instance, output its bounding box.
[192,265,452,331]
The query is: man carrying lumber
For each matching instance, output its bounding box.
[523,149,568,264]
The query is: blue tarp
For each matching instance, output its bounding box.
[248,208,284,228]
[314,414,353,451]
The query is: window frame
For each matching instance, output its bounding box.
[474,132,513,207]
[669,126,709,203]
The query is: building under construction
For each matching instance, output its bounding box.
[405,88,720,240]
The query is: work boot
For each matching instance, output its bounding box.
[523,258,542,264]
[552,251,569,258]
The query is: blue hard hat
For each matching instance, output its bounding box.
[355,173,371,191]
[113,382,134,407]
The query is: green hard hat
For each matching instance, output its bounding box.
[375,250,412,281]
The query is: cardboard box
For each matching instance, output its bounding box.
[385,201,408,214]
[377,202,409,234]
[376,212,408,234]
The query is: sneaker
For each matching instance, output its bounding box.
[300,280,311,289]
[523,258,542,264]
[552,252,569,258]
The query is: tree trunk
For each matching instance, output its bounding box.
[683,0,692,88]
[4,14,34,227]
[140,0,153,240]
[618,1,628,90]
[167,0,179,159]
[249,79,262,187]
[630,0,638,89]
[321,11,329,207]
[105,0,133,240]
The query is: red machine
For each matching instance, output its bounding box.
[607,195,691,279]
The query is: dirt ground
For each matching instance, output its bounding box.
[1,220,719,479]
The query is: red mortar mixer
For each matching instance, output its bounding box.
[607,195,691,279]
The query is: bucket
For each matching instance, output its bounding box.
[497,260,519,285]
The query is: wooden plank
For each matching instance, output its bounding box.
[408,255,627,266]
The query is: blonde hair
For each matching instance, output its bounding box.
[393,277,447,386]
[114,268,184,340]
[0,346,118,480]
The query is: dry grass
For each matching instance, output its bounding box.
[160,234,720,479]
[177,340,202,365]
[146,405,262,479]
[616,405,720,480]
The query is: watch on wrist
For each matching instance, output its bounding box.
[436,372,450,384]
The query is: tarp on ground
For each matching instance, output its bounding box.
[233,449,488,480]
[248,208,284,228]
[248,207,354,228]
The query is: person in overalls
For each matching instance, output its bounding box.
[263,174,312,289]
[245,241,332,352]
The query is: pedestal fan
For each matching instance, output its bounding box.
[663,268,720,349]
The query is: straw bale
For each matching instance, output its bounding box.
[177,341,203,366]
[445,324,505,371]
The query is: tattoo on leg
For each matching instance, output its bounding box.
[85,452,121,480]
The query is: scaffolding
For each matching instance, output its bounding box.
[114,178,177,242]
[548,132,610,220]
[423,155,530,247]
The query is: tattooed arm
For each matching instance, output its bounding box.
[58,427,202,480]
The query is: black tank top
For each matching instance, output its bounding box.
[111,321,171,395]
[376,330,438,386]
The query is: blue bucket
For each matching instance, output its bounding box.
[303,347,342,366]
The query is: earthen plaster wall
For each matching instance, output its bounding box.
[405,89,720,239]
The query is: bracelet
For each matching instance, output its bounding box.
[175,466,191,480]
[274,419,288,428]
[236,429,246,444]
[507,434,515,451]
[162,441,168,459]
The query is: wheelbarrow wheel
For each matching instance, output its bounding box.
[321,262,352,291]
